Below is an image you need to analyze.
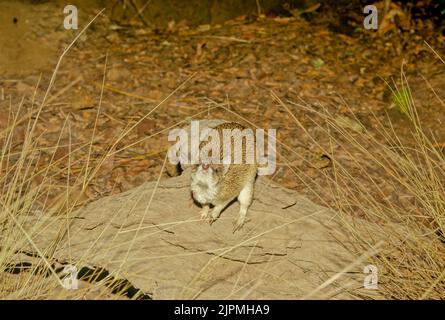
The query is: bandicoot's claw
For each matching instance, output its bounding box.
[232,221,244,233]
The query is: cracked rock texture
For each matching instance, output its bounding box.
[12,167,381,299]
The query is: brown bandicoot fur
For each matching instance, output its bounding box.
[190,122,257,232]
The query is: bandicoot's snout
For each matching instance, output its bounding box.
[201,163,210,171]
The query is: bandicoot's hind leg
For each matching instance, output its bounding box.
[233,181,254,233]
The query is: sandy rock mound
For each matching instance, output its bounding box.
[9,167,382,299]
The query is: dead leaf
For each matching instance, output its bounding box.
[311,153,331,169]
[334,115,365,133]
[136,118,156,135]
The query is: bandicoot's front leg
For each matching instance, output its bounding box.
[208,200,231,225]
[233,181,254,233]
[199,204,210,219]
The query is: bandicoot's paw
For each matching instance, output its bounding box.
[200,208,209,220]
[208,216,217,225]
[232,216,246,233]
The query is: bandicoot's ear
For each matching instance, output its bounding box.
[223,163,230,174]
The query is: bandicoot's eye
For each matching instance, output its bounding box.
[214,167,219,173]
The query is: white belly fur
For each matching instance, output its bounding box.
[191,171,219,205]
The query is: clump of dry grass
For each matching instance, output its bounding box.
[276,60,445,298]
[0,86,81,298]
[0,9,132,299]
[0,8,200,298]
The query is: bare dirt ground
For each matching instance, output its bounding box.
[0,1,444,299]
